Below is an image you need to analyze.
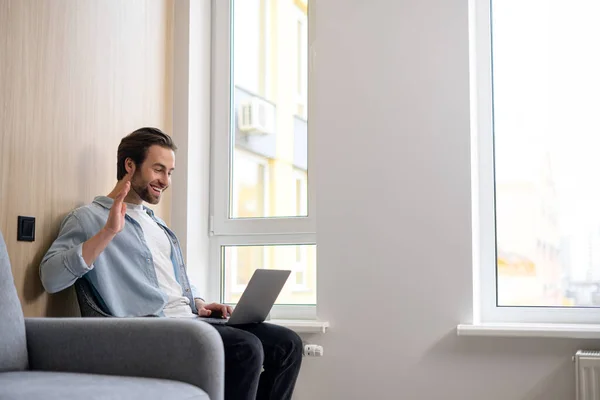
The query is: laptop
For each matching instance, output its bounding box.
[199,269,291,325]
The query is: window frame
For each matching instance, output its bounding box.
[212,0,316,236]
[472,0,600,324]
[210,0,316,319]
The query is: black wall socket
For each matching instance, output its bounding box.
[17,216,35,242]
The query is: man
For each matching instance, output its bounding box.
[40,127,303,400]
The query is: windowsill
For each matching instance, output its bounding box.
[266,319,329,334]
[457,322,600,339]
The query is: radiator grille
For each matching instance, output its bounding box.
[576,351,600,400]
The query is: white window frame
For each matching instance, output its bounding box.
[212,0,316,237]
[211,0,316,320]
[472,0,600,324]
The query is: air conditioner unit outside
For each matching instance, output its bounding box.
[238,97,276,135]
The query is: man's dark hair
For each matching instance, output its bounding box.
[116,127,177,180]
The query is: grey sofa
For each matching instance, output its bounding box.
[0,230,225,400]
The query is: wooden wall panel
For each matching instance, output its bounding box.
[0,0,173,317]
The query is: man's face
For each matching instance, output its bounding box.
[130,145,175,205]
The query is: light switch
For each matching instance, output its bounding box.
[17,216,35,242]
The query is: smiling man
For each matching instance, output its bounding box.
[40,127,303,400]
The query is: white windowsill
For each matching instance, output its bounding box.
[457,322,600,339]
[267,319,329,334]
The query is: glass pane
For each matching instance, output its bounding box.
[493,0,600,307]
[231,0,309,219]
[232,149,267,218]
[222,244,316,305]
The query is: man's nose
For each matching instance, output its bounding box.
[158,175,168,187]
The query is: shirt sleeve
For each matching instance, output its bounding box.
[39,212,93,293]
[191,284,204,302]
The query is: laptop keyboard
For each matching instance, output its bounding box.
[199,317,229,324]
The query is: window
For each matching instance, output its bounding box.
[222,244,316,302]
[212,0,314,319]
[473,0,600,323]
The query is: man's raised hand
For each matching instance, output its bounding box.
[104,172,132,235]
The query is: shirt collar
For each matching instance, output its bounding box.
[125,202,144,211]
[92,196,114,209]
[93,196,155,217]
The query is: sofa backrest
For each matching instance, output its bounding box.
[0,229,28,371]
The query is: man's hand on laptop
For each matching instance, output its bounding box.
[195,299,233,318]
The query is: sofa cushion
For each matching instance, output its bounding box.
[0,230,28,372]
[0,371,210,400]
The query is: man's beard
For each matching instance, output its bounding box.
[131,173,160,205]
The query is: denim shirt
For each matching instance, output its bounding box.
[40,196,200,317]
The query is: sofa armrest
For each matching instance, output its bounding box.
[25,318,224,400]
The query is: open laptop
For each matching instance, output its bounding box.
[199,269,291,325]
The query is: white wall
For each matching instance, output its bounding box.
[293,1,595,399]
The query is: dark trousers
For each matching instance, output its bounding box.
[211,323,303,400]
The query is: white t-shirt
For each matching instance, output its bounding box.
[126,203,196,318]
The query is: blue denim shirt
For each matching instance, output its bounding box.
[40,196,200,317]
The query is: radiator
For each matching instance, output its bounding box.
[576,351,600,400]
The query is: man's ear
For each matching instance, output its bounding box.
[125,158,136,175]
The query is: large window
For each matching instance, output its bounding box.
[212,0,315,318]
[473,0,600,323]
